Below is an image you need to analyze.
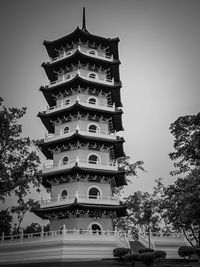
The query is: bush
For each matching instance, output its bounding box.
[139,248,155,254]
[140,252,155,267]
[195,247,200,257]
[113,247,132,259]
[154,250,167,259]
[123,253,141,267]
[178,246,195,259]
[123,252,141,262]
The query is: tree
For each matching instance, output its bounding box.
[0,98,41,201]
[160,168,200,248]
[11,198,40,233]
[23,222,49,234]
[0,209,12,236]
[169,112,200,175]
[114,179,163,237]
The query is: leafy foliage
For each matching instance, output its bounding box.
[0,98,41,202]
[113,247,132,259]
[114,179,163,234]
[23,222,49,234]
[160,168,200,247]
[11,199,40,233]
[117,156,145,179]
[178,246,195,259]
[0,209,12,236]
[140,252,155,267]
[169,112,200,175]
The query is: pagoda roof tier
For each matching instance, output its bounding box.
[41,164,126,187]
[40,77,122,107]
[31,200,127,219]
[43,27,120,60]
[39,131,125,160]
[42,169,127,189]
[42,52,120,83]
[38,105,123,133]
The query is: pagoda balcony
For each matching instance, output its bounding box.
[43,158,118,174]
[40,193,120,208]
[44,127,117,142]
[49,44,114,64]
[46,96,115,114]
[47,70,116,88]
[0,227,129,263]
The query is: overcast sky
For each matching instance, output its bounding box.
[1,0,200,206]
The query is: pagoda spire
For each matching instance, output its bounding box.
[82,7,87,31]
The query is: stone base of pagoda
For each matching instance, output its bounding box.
[0,230,129,265]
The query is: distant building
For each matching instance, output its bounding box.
[0,8,129,265]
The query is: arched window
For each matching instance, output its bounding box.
[91,224,101,234]
[61,189,68,199]
[88,154,100,164]
[88,124,99,133]
[65,99,70,105]
[88,73,96,79]
[63,156,69,165]
[88,222,102,235]
[63,126,70,134]
[88,97,97,105]
[88,187,100,199]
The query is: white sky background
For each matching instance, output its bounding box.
[0,0,200,223]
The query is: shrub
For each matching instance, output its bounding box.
[178,246,195,259]
[123,252,141,262]
[113,247,132,259]
[140,252,155,267]
[154,250,167,259]
[195,247,200,257]
[139,248,155,254]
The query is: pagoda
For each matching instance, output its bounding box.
[0,9,130,262]
[32,8,127,237]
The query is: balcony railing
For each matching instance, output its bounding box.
[0,227,129,249]
[43,157,118,174]
[46,96,115,113]
[40,193,119,208]
[44,127,117,142]
[49,44,113,63]
[47,70,115,88]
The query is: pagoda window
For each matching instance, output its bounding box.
[88,186,102,199]
[61,189,68,199]
[63,126,70,134]
[88,222,102,234]
[88,154,100,164]
[65,99,71,105]
[88,123,99,133]
[88,97,97,105]
[88,72,96,79]
[91,224,101,234]
[63,156,69,165]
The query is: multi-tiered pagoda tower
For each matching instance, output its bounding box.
[31,9,128,258]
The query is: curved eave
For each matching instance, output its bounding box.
[41,168,127,189]
[39,132,125,159]
[40,76,122,107]
[42,51,120,82]
[31,202,127,219]
[41,164,126,180]
[43,27,120,59]
[42,49,120,68]
[38,104,123,133]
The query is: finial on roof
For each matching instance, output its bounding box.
[82,7,86,31]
